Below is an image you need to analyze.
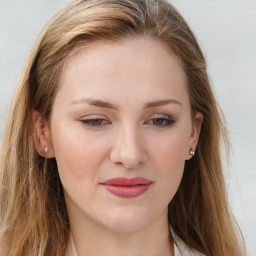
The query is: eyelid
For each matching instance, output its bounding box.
[147,113,174,120]
[79,113,175,128]
[81,114,107,119]
[144,113,175,128]
[80,115,111,128]
[148,113,169,118]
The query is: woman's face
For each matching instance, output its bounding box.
[44,37,202,232]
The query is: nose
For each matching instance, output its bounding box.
[109,125,148,169]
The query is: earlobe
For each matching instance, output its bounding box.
[32,110,55,158]
[186,112,204,160]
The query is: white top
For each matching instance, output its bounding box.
[172,230,206,256]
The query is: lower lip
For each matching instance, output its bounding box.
[102,184,151,198]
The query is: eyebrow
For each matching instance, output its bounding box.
[70,98,181,109]
[71,98,118,109]
[144,99,181,108]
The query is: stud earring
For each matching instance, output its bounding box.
[44,147,48,153]
[189,149,195,156]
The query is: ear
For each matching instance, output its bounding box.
[32,110,55,158]
[185,112,204,160]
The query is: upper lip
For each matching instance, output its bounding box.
[101,177,152,186]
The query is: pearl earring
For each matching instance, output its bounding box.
[189,149,195,156]
[44,147,48,153]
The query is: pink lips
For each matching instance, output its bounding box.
[101,177,152,198]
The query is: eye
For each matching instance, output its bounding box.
[145,115,175,128]
[80,118,110,127]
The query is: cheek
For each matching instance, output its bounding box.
[149,130,189,197]
[155,142,185,184]
[51,122,109,183]
[151,131,189,169]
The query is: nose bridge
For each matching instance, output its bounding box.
[110,121,147,168]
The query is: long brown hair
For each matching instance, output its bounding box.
[0,0,245,255]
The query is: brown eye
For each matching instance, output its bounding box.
[91,119,103,125]
[145,115,175,128]
[80,118,109,127]
[152,118,165,126]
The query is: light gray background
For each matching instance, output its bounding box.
[0,0,255,255]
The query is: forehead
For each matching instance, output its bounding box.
[56,37,188,106]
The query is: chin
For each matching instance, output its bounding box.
[98,207,156,232]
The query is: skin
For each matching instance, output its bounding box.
[33,37,203,256]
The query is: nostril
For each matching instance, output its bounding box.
[109,137,148,168]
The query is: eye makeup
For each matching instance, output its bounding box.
[144,114,175,128]
[80,118,110,127]
[79,113,175,129]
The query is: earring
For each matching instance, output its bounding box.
[44,147,48,153]
[189,149,195,156]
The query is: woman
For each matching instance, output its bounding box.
[0,0,246,255]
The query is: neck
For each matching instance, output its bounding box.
[64,213,174,256]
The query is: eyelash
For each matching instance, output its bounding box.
[80,115,175,128]
[80,118,110,127]
[145,116,175,128]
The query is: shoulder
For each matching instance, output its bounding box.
[171,229,206,256]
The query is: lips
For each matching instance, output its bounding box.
[100,177,152,198]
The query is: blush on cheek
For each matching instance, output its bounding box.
[152,139,186,186]
[54,131,107,183]
[154,139,186,163]
[52,134,85,179]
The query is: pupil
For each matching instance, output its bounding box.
[93,119,102,125]
[153,118,164,125]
